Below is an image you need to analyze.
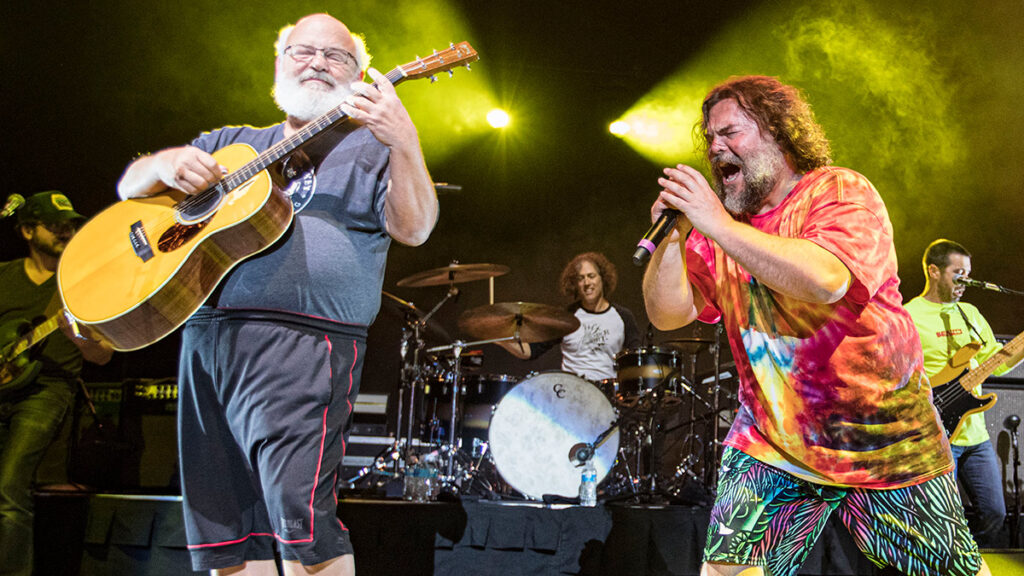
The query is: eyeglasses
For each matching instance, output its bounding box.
[285,44,357,70]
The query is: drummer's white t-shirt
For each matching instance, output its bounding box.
[561,303,638,381]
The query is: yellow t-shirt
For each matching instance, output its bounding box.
[904,297,1008,446]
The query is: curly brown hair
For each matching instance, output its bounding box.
[559,252,617,301]
[695,75,832,173]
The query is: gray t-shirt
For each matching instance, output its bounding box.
[191,122,391,331]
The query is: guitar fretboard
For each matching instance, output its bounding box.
[2,315,59,362]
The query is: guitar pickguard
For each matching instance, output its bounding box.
[158,219,211,252]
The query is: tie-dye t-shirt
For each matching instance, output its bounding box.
[685,166,953,489]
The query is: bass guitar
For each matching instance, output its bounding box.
[930,330,1024,438]
[57,42,478,351]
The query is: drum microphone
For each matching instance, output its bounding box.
[954,274,1019,294]
[632,209,679,266]
[568,443,595,466]
[1,194,25,218]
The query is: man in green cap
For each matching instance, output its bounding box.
[0,190,112,576]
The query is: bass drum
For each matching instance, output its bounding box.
[488,371,619,500]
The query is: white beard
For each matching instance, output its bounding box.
[273,70,354,123]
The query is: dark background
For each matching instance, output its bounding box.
[3,1,1023,407]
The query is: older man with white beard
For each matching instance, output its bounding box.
[117,13,437,576]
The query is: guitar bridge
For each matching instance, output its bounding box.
[129,221,154,262]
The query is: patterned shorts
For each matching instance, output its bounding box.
[704,447,982,576]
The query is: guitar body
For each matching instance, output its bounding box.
[931,381,997,438]
[57,144,294,351]
[0,319,44,398]
[55,42,478,352]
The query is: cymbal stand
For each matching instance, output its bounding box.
[671,334,727,488]
[396,286,460,472]
[426,331,523,491]
[705,322,724,491]
[604,377,678,504]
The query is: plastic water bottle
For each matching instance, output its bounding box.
[579,459,597,507]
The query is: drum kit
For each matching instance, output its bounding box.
[352,261,735,505]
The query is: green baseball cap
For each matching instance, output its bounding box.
[17,190,85,225]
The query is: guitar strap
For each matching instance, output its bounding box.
[955,304,987,347]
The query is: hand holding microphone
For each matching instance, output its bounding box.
[633,164,714,266]
[632,208,681,266]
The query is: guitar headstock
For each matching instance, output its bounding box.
[397,41,479,82]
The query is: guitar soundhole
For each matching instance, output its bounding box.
[158,220,210,252]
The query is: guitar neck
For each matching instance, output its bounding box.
[960,330,1024,390]
[2,314,60,362]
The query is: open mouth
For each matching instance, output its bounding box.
[718,162,742,184]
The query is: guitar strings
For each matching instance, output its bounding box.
[171,68,405,222]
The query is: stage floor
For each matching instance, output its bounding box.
[33,491,1024,575]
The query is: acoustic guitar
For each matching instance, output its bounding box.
[930,330,1024,438]
[57,42,478,351]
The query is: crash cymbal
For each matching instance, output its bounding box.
[458,302,580,344]
[396,263,510,288]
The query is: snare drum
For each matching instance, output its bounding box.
[488,371,619,499]
[614,347,682,397]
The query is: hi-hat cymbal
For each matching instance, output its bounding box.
[660,337,716,354]
[458,302,580,344]
[396,263,511,288]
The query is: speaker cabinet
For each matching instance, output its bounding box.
[983,380,1024,508]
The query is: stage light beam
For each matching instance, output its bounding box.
[487,109,511,129]
[609,120,630,136]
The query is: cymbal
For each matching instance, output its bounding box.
[396,263,510,288]
[458,302,580,344]
[660,337,716,354]
[380,291,451,341]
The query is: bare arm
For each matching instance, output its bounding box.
[642,211,702,331]
[342,68,438,246]
[59,315,114,365]
[658,164,851,304]
[117,146,226,200]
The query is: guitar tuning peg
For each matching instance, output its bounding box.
[448,70,454,78]
[429,75,437,83]
[465,63,472,71]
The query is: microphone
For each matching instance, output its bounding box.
[1006,414,1021,432]
[568,442,594,465]
[1,194,25,218]
[632,209,679,266]
[954,274,1014,293]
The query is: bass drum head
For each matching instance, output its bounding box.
[489,371,619,500]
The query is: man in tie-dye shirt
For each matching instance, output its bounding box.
[642,76,988,576]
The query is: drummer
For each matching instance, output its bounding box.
[497,252,641,381]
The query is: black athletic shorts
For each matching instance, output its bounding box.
[178,309,364,571]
